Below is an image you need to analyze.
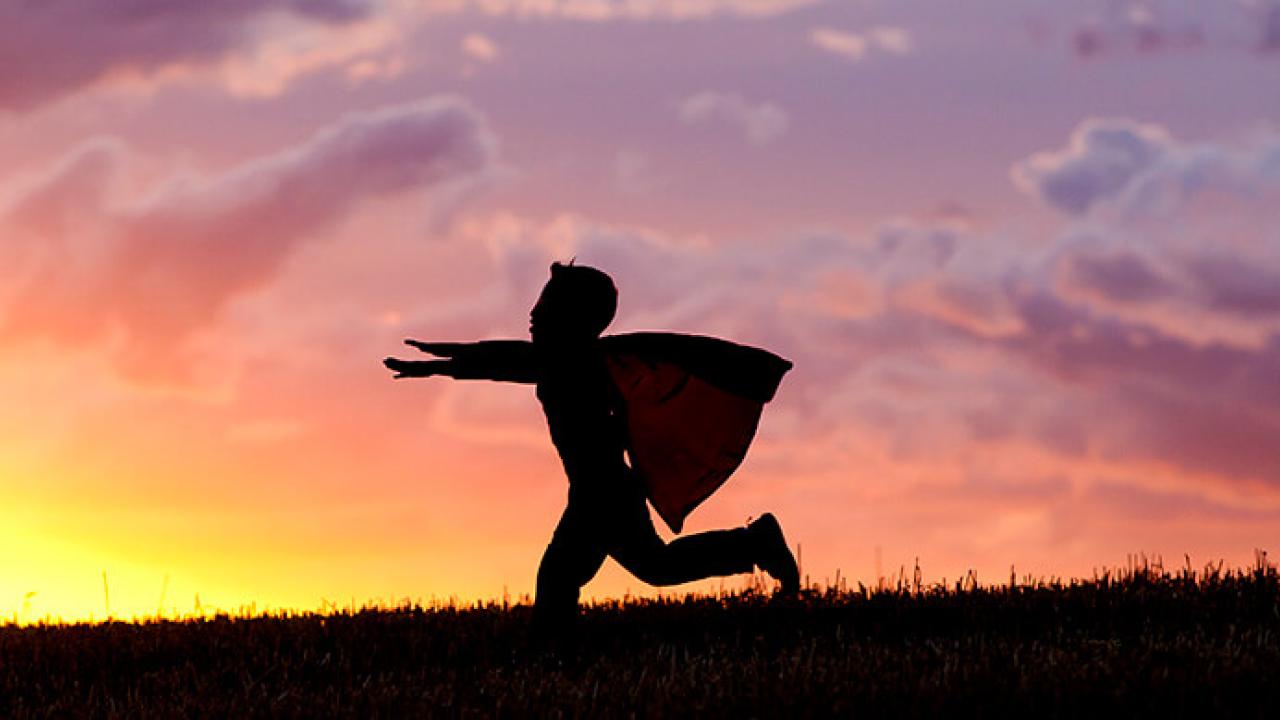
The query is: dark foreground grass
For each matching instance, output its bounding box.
[3,558,1279,718]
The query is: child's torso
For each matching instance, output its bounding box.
[535,344,626,484]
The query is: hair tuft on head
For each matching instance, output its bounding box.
[544,261,617,336]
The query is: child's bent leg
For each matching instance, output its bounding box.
[609,501,755,587]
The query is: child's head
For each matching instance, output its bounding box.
[529,262,617,343]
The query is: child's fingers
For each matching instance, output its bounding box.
[384,358,413,374]
[404,340,459,357]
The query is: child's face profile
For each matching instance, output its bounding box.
[528,263,616,344]
[529,278,573,344]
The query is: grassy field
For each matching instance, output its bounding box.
[3,557,1278,718]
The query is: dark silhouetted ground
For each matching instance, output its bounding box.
[3,558,1277,718]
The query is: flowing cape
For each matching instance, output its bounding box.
[600,333,792,533]
[430,333,792,533]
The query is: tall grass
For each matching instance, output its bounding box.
[2,554,1277,717]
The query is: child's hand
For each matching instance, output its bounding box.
[383,357,413,378]
[404,339,462,357]
[383,357,441,379]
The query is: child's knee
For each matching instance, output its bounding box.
[619,549,680,587]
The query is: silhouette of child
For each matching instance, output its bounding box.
[383,263,799,632]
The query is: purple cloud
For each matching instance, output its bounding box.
[1013,118,1172,215]
[1057,249,1175,304]
[1070,16,1204,60]
[465,117,1280,488]
[1264,2,1280,52]
[1017,118,1280,342]
[1052,0,1280,60]
[1184,254,1280,318]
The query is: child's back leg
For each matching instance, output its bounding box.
[533,502,608,636]
[609,499,799,593]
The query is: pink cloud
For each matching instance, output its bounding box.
[0,0,376,110]
[0,97,495,382]
[428,0,819,22]
[994,285,1280,479]
[462,33,500,63]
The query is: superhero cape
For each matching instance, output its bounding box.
[600,333,792,533]
[432,333,792,533]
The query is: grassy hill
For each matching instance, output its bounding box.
[3,558,1278,717]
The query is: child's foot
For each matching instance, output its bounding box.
[748,513,800,595]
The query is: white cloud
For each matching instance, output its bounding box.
[810,26,914,62]
[679,92,789,145]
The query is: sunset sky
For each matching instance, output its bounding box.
[3,0,1280,622]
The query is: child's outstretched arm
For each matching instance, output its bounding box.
[382,357,452,379]
[383,339,538,383]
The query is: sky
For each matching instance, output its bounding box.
[2,0,1279,622]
